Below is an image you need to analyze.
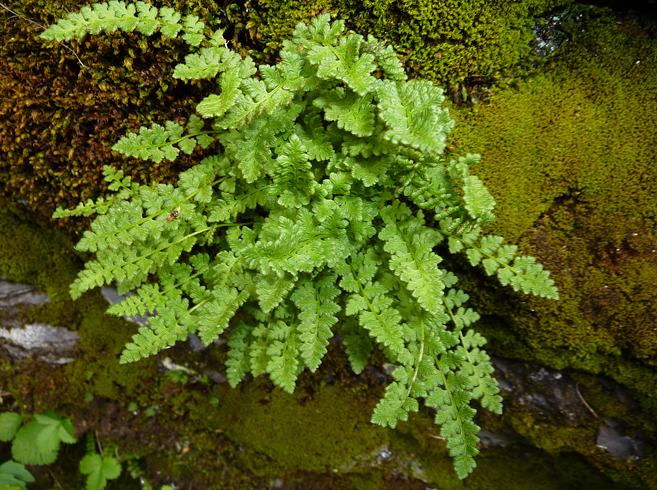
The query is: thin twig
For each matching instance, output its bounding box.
[95,429,105,458]
[429,434,446,441]
[0,391,13,404]
[0,2,42,28]
[47,468,63,490]
[0,2,87,68]
[575,382,599,419]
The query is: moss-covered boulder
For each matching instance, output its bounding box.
[449,6,657,488]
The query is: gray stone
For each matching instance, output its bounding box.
[596,420,645,460]
[187,333,206,352]
[491,356,588,424]
[0,323,79,364]
[203,370,228,384]
[478,428,514,448]
[0,277,50,310]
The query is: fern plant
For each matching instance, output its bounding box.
[42,2,558,479]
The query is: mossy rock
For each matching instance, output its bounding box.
[1,0,576,229]
[451,7,657,372]
[249,0,574,84]
[447,8,657,488]
[2,2,657,489]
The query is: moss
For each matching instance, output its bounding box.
[251,0,574,85]
[0,206,80,300]
[450,5,657,383]
[445,8,657,488]
[389,409,631,490]
[186,378,388,474]
[0,0,253,228]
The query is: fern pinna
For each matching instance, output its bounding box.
[42,2,558,479]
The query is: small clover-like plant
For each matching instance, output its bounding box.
[0,461,35,490]
[165,369,189,385]
[42,2,559,479]
[80,454,122,490]
[80,433,122,490]
[0,411,76,466]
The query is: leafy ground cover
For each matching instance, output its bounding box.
[0,2,656,489]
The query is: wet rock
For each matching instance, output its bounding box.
[491,357,589,424]
[100,287,149,327]
[532,13,569,58]
[597,375,635,407]
[478,428,516,448]
[0,323,79,364]
[596,419,645,460]
[203,370,228,384]
[0,277,50,310]
[335,444,429,482]
[187,333,206,352]
[160,357,197,375]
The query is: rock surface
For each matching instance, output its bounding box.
[0,323,79,364]
[0,277,50,310]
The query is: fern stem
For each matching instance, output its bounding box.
[405,305,425,400]
[132,131,220,152]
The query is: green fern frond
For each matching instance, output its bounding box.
[226,321,253,387]
[45,6,562,479]
[341,318,372,374]
[458,330,503,414]
[266,319,301,393]
[343,261,405,355]
[291,274,340,371]
[112,120,214,164]
[379,202,445,314]
[119,295,194,363]
[39,1,197,43]
[307,33,377,96]
[428,367,480,480]
[376,79,454,154]
[313,88,375,137]
[269,135,318,207]
[363,35,407,81]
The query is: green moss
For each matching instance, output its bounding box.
[389,409,631,490]
[450,7,657,381]
[0,206,80,300]
[444,9,657,488]
[188,379,388,474]
[252,0,573,85]
[0,0,239,227]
